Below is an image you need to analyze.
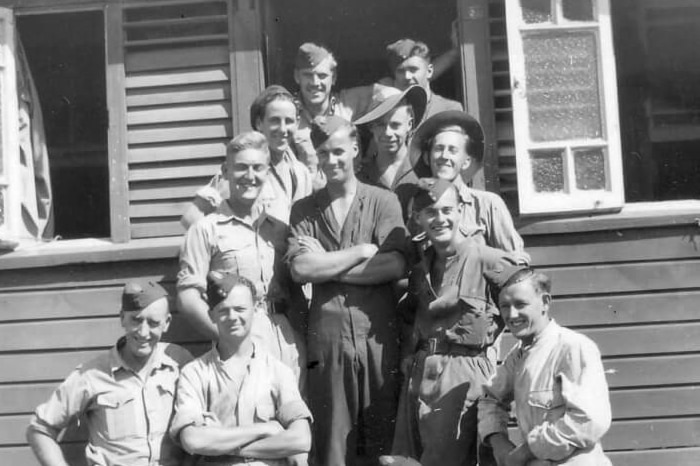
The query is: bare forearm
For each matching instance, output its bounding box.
[432,48,459,80]
[176,289,218,339]
[338,252,406,285]
[291,246,368,283]
[26,428,69,466]
[179,424,274,456]
[238,421,311,459]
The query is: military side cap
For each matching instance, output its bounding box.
[353,84,427,127]
[295,42,332,70]
[249,84,294,128]
[310,115,353,149]
[409,177,455,213]
[206,271,237,308]
[484,264,534,302]
[386,38,430,71]
[122,280,168,312]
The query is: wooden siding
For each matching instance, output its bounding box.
[122,1,234,240]
[1,223,698,464]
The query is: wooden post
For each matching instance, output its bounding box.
[457,0,499,192]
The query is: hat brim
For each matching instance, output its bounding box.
[353,85,428,127]
[409,110,484,177]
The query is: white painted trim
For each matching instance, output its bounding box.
[0,7,19,236]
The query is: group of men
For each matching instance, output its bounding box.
[26,38,613,466]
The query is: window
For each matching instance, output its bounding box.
[0,6,19,239]
[503,0,624,216]
[0,0,264,245]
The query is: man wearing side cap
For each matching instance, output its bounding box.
[181,85,313,229]
[287,116,408,466]
[410,110,528,262]
[386,178,513,466]
[480,266,612,466]
[171,272,312,466]
[354,85,427,197]
[27,281,193,466]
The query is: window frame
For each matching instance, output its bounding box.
[0,6,19,238]
[504,0,625,216]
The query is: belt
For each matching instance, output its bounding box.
[202,455,256,464]
[418,338,485,357]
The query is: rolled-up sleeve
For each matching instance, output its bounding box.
[170,363,209,441]
[481,193,529,264]
[285,200,313,265]
[177,220,215,292]
[479,348,518,442]
[274,364,312,428]
[30,369,90,439]
[526,340,612,461]
[374,191,408,256]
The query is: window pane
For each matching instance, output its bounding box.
[562,0,594,22]
[531,150,565,192]
[524,31,603,142]
[574,148,606,190]
[520,0,552,24]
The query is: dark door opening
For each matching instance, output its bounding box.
[18,11,110,239]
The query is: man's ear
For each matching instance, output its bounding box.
[293,69,301,86]
[541,293,552,313]
[162,312,172,333]
[426,63,434,80]
[332,70,337,86]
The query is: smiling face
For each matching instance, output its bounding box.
[370,104,414,156]
[393,55,433,91]
[120,298,171,364]
[226,147,270,205]
[427,129,473,182]
[211,284,256,342]
[256,99,298,155]
[498,279,551,346]
[294,57,336,109]
[316,127,359,185]
[415,186,461,246]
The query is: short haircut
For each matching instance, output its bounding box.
[527,271,552,295]
[226,131,269,162]
[249,85,298,129]
[405,41,431,61]
[209,274,258,309]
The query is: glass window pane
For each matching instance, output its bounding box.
[531,150,565,192]
[574,148,606,190]
[562,0,594,22]
[524,31,603,142]
[520,0,552,24]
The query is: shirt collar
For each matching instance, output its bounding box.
[522,319,559,351]
[214,199,270,227]
[108,338,175,375]
[453,177,474,206]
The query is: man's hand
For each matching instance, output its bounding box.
[505,442,535,466]
[287,452,309,466]
[358,243,379,260]
[400,355,415,377]
[487,433,517,466]
[296,236,326,254]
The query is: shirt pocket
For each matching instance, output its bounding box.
[254,399,276,423]
[527,389,566,423]
[215,233,256,274]
[150,381,176,435]
[94,393,139,440]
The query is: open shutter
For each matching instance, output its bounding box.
[119,0,262,239]
[0,7,19,238]
[504,0,624,216]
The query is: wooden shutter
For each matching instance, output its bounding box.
[0,7,19,238]
[120,0,244,239]
[502,0,624,216]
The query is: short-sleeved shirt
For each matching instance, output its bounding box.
[177,200,295,305]
[287,182,408,341]
[170,345,311,464]
[29,341,193,466]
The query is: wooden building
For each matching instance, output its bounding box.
[0,0,698,464]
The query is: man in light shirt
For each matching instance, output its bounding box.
[479,265,612,466]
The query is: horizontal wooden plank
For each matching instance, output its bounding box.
[129,140,228,163]
[0,315,204,352]
[605,354,700,388]
[501,322,700,358]
[128,163,220,182]
[125,34,228,48]
[129,201,191,219]
[604,418,700,451]
[0,287,121,323]
[552,291,700,327]
[611,386,700,420]
[129,180,208,202]
[126,66,229,89]
[131,220,186,239]
[127,120,232,145]
[0,444,86,466]
[127,102,231,125]
[0,414,87,445]
[0,383,57,415]
[0,259,177,292]
[527,225,700,265]
[125,44,229,73]
[539,259,700,296]
[608,447,700,466]
[126,82,230,107]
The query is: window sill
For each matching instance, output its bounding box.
[0,236,181,271]
[516,200,700,236]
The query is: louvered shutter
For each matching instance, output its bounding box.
[119,0,247,239]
